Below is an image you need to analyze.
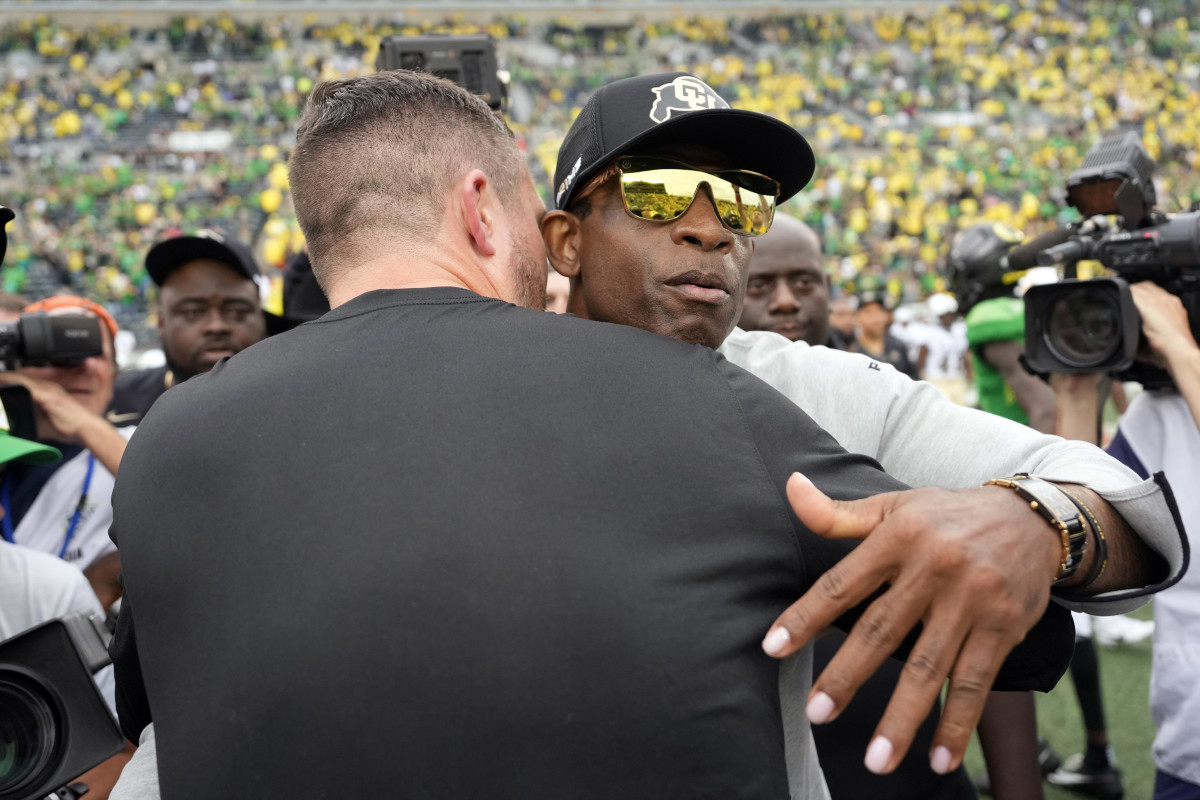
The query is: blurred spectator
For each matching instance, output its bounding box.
[889,305,928,365]
[108,230,266,424]
[0,2,1197,335]
[918,292,972,405]
[827,294,857,345]
[846,291,919,379]
[738,214,843,346]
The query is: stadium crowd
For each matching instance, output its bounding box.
[1,0,1199,340]
[1,3,1200,800]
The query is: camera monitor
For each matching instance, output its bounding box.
[376,35,505,111]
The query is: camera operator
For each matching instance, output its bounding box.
[0,296,133,611]
[1057,280,1200,800]
[0,291,27,321]
[0,418,135,799]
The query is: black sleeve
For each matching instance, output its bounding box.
[714,354,1074,693]
[109,574,153,743]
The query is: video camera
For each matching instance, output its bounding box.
[1022,133,1200,387]
[0,207,104,371]
[0,611,125,800]
[375,34,507,112]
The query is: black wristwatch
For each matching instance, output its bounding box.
[984,474,1088,584]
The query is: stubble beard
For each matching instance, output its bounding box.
[507,230,548,311]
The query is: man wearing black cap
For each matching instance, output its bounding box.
[543,71,1184,797]
[107,230,267,424]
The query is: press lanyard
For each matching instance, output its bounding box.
[1,453,96,559]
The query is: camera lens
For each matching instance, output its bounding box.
[1046,287,1121,368]
[0,673,59,795]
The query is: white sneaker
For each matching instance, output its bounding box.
[1092,615,1155,647]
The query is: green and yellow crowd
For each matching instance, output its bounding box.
[1,1,1198,337]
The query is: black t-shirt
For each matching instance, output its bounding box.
[847,333,921,380]
[110,287,1068,799]
[107,365,173,426]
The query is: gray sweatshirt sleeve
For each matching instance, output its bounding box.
[718,327,1186,614]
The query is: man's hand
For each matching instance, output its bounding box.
[0,371,96,442]
[761,473,1063,777]
[1131,281,1198,367]
[0,372,128,474]
[1130,281,1200,435]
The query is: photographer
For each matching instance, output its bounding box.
[1057,280,1200,799]
[0,296,133,611]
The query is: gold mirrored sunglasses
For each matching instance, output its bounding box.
[576,156,780,236]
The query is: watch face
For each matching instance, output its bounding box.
[989,476,1088,582]
[1014,477,1084,530]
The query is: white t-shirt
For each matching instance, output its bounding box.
[11,426,135,570]
[1111,390,1200,785]
[0,540,116,713]
[919,320,969,380]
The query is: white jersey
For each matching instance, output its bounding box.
[1111,391,1200,785]
[11,426,135,569]
[920,320,969,380]
[0,540,116,713]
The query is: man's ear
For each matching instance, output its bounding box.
[541,210,582,279]
[460,169,499,258]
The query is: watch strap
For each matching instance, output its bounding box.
[984,474,1088,584]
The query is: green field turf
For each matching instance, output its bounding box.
[964,604,1157,799]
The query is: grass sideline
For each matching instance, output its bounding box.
[964,604,1157,799]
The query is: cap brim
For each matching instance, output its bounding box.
[0,434,61,465]
[579,108,815,206]
[146,237,255,286]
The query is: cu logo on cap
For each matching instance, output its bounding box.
[196,228,225,243]
[648,76,729,124]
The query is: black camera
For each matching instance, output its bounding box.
[0,315,104,372]
[0,207,104,370]
[0,612,125,800]
[1023,133,1200,387]
[376,34,507,111]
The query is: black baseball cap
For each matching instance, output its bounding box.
[264,250,331,336]
[146,229,260,287]
[857,290,896,312]
[553,72,815,211]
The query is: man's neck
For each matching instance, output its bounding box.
[858,331,886,351]
[326,251,503,310]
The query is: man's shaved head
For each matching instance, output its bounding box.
[289,70,527,292]
[739,214,830,346]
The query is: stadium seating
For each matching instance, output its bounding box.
[1,2,1198,339]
